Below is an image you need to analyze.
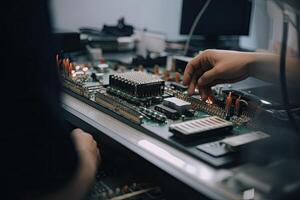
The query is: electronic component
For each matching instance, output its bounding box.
[185,109,195,117]
[225,92,233,119]
[139,107,166,123]
[234,96,241,116]
[154,105,180,120]
[175,72,181,83]
[109,71,165,98]
[88,181,162,200]
[96,63,109,73]
[163,97,191,114]
[107,87,151,106]
[169,116,233,140]
[197,131,270,156]
[95,91,143,124]
[197,141,232,157]
[170,82,188,92]
[63,79,84,96]
[221,131,270,149]
[165,87,226,119]
[166,88,251,125]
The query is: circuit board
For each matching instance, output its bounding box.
[58,55,269,168]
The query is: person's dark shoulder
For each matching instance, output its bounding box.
[0,0,79,198]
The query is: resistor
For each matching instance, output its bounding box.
[225,92,232,119]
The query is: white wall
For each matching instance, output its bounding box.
[50,0,270,50]
[240,0,270,50]
[50,0,183,40]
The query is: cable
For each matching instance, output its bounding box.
[183,0,212,56]
[296,15,300,58]
[279,13,300,134]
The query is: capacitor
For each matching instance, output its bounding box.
[225,92,232,119]
[181,114,186,121]
[82,66,89,73]
[164,70,170,81]
[153,65,160,75]
[234,96,241,116]
[100,57,106,64]
[138,65,144,72]
[175,72,181,83]
[75,65,81,71]
[56,54,60,68]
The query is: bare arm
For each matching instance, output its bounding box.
[183,49,300,99]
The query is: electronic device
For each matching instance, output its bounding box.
[57,50,300,198]
[180,0,253,49]
[56,53,272,168]
[53,31,84,53]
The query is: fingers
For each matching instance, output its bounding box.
[184,50,215,95]
[199,86,213,100]
[183,61,195,86]
[197,68,220,88]
[183,51,208,86]
[188,75,198,95]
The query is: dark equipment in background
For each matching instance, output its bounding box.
[53,31,84,53]
[180,0,253,51]
[79,18,135,52]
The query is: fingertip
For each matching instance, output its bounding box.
[201,90,208,100]
[188,84,195,96]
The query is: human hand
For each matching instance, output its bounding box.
[183,50,253,99]
[71,129,100,173]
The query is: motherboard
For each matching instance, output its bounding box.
[57,54,271,168]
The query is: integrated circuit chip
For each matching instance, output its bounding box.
[163,97,191,114]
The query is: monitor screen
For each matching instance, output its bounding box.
[180,0,253,36]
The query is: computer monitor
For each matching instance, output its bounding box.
[180,0,252,50]
[180,0,252,36]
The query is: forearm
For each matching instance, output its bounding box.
[248,52,279,82]
[248,52,300,87]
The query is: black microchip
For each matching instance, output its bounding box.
[154,104,180,120]
[170,82,188,91]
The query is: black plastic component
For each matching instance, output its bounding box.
[154,105,180,120]
[170,82,188,91]
[169,117,233,141]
